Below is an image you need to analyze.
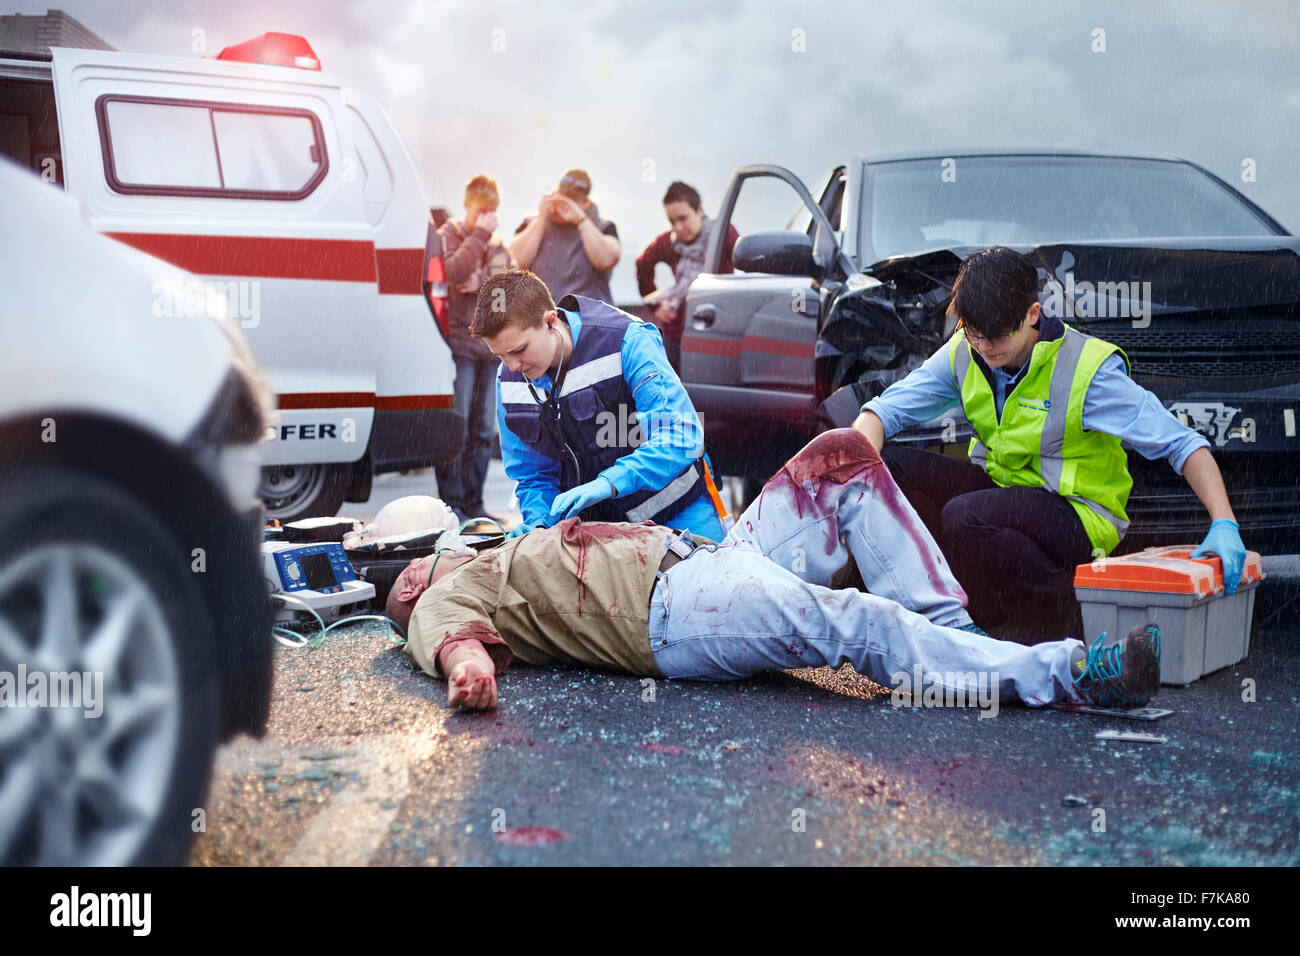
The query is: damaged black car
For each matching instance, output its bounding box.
[680,150,1300,553]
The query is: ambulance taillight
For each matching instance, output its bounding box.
[421,220,450,342]
[216,33,322,70]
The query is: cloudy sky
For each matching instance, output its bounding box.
[15,0,1300,300]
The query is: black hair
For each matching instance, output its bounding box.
[947,247,1040,339]
[662,180,702,210]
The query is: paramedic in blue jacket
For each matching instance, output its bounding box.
[471,270,727,539]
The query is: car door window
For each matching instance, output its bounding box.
[729,177,803,257]
[787,169,846,242]
[725,174,831,275]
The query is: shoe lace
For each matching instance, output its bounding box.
[1142,624,1162,661]
[1075,633,1126,690]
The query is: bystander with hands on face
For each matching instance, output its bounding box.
[507,168,620,303]
[433,174,514,524]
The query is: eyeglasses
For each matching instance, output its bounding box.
[961,314,1027,347]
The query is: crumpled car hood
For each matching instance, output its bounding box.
[818,238,1300,406]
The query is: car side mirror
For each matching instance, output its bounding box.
[733,230,820,277]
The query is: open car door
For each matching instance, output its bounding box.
[681,164,847,475]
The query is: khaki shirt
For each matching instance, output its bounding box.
[404,519,672,679]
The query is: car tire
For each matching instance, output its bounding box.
[259,462,347,522]
[0,468,218,865]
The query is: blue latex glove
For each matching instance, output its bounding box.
[1191,518,1246,595]
[506,520,544,539]
[549,477,614,522]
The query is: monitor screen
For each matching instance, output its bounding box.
[298,552,337,590]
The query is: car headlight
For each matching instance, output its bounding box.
[187,365,271,512]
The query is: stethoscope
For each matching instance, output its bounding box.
[525,322,584,482]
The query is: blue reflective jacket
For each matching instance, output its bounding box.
[497,295,725,538]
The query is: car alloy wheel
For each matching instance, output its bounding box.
[0,468,218,865]
[0,543,180,865]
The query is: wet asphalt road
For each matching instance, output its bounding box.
[190,569,1300,866]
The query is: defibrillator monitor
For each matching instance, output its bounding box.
[266,542,355,592]
[262,541,374,619]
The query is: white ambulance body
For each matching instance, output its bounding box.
[0,33,459,520]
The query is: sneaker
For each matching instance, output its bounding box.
[1071,624,1162,708]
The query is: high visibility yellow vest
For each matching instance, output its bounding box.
[948,325,1132,555]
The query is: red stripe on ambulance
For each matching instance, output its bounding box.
[105,233,378,282]
[375,248,425,295]
[277,392,452,410]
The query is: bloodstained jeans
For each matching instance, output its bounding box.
[647,430,1086,707]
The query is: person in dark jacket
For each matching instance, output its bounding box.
[433,174,514,522]
[636,180,739,371]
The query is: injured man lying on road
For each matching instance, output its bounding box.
[386,429,1161,712]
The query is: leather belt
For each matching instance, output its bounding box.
[659,549,685,574]
[658,531,697,574]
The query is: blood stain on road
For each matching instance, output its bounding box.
[644,743,688,755]
[496,826,569,846]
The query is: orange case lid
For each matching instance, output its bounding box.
[1073,546,1263,595]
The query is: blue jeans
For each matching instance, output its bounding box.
[436,354,499,517]
[647,430,1086,707]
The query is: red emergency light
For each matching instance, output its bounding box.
[216,33,321,70]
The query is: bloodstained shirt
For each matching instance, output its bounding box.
[404,519,673,679]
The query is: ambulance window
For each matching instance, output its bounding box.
[212,111,320,192]
[96,95,328,200]
[102,101,221,189]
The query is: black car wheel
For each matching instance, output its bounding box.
[259,462,347,522]
[0,469,217,865]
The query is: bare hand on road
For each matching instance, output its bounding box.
[448,658,497,709]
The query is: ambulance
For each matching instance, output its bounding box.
[0,32,460,520]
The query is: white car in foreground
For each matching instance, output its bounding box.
[0,157,274,864]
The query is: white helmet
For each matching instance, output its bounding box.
[343,495,458,548]
[371,495,458,538]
